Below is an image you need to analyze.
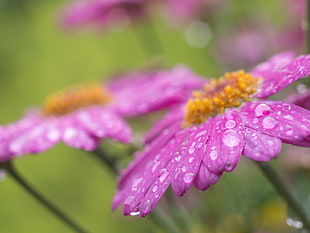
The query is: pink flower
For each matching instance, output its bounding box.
[61,0,148,30]
[0,66,204,162]
[113,52,310,217]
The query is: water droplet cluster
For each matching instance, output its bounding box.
[183,70,259,126]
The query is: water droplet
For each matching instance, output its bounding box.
[188,147,195,154]
[183,173,195,184]
[255,104,272,117]
[143,200,152,213]
[131,178,143,191]
[210,150,218,160]
[222,130,241,147]
[174,155,181,161]
[262,117,278,129]
[159,169,169,182]
[252,118,259,124]
[152,186,158,193]
[283,115,293,120]
[152,161,161,173]
[182,166,187,172]
[129,210,140,216]
[124,196,135,205]
[282,103,291,110]
[225,120,236,129]
[188,157,194,163]
[286,129,294,136]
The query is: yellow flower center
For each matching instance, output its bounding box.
[183,70,260,126]
[42,83,112,116]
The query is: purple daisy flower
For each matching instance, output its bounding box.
[0,66,204,162]
[113,52,310,217]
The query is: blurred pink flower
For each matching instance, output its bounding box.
[113,52,310,217]
[0,66,204,162]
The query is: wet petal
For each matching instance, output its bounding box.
[251,52,310,98]
[144,107,184,144]
[9,119,61,155]
[171,123,210,196]
[75,106,132,143]
[112,122,182,213]
[203,110,245,173]
[193,163,221,191]
[108,65,204,117]
[240,101,310,146]
[243,127,282,161]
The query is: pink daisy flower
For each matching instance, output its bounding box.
[113,52,310,217]
[61,0,149,30]
[0,66,204,162]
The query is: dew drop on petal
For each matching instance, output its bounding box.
[210,150,218,160]
[286,129,294,136]
[182,166,187,172]
[283,115,293,120]
[188,157,194,163]
[152,161,161,173]
[152,186,158,193]
[174,155,181,161]
[262,117,278,129]
[129,210,140,216]
[183,173,195,184]
[254,104,272,117]
[252,118,259,124]
[188,147,195,154]
[159,169,169,182]
[222,130,241,147]
[143,200,152,214]
[225,120,236,129]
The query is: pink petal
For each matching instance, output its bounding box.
[108,65,204,117]
[144,107,184,144]
[75,107,132,143]
[203,110,245,173]
[171,123,210,196]
[251,52,310,98]
[243,127,282,161]
[8,119,61,155]
[193,163,221,191]
[240,101,310,146]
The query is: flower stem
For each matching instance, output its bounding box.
[91,148,119,176]
[255,161,310,231]
[133,18,165,58]
[3,161,90,233]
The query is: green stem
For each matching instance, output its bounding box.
[3,161,90,233]
[133,18,165,57]
[91,148,119,176]
[255,161,310,231]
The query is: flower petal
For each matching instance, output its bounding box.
[144,107,184,144]
[108,65,204,117]
[203,110,245,173]
[243,127,282,161]
[112,122,182,214]
[193,163,221,191]
[251,52,310,98]
[9,119,61,156]
[171,123,210,196]
[75,106,132,143]
[240,101,310,146]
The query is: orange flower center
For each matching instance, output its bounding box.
[183,70,260,126]
[42,83,112,116]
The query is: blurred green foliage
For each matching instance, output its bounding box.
[0,0,306,232]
